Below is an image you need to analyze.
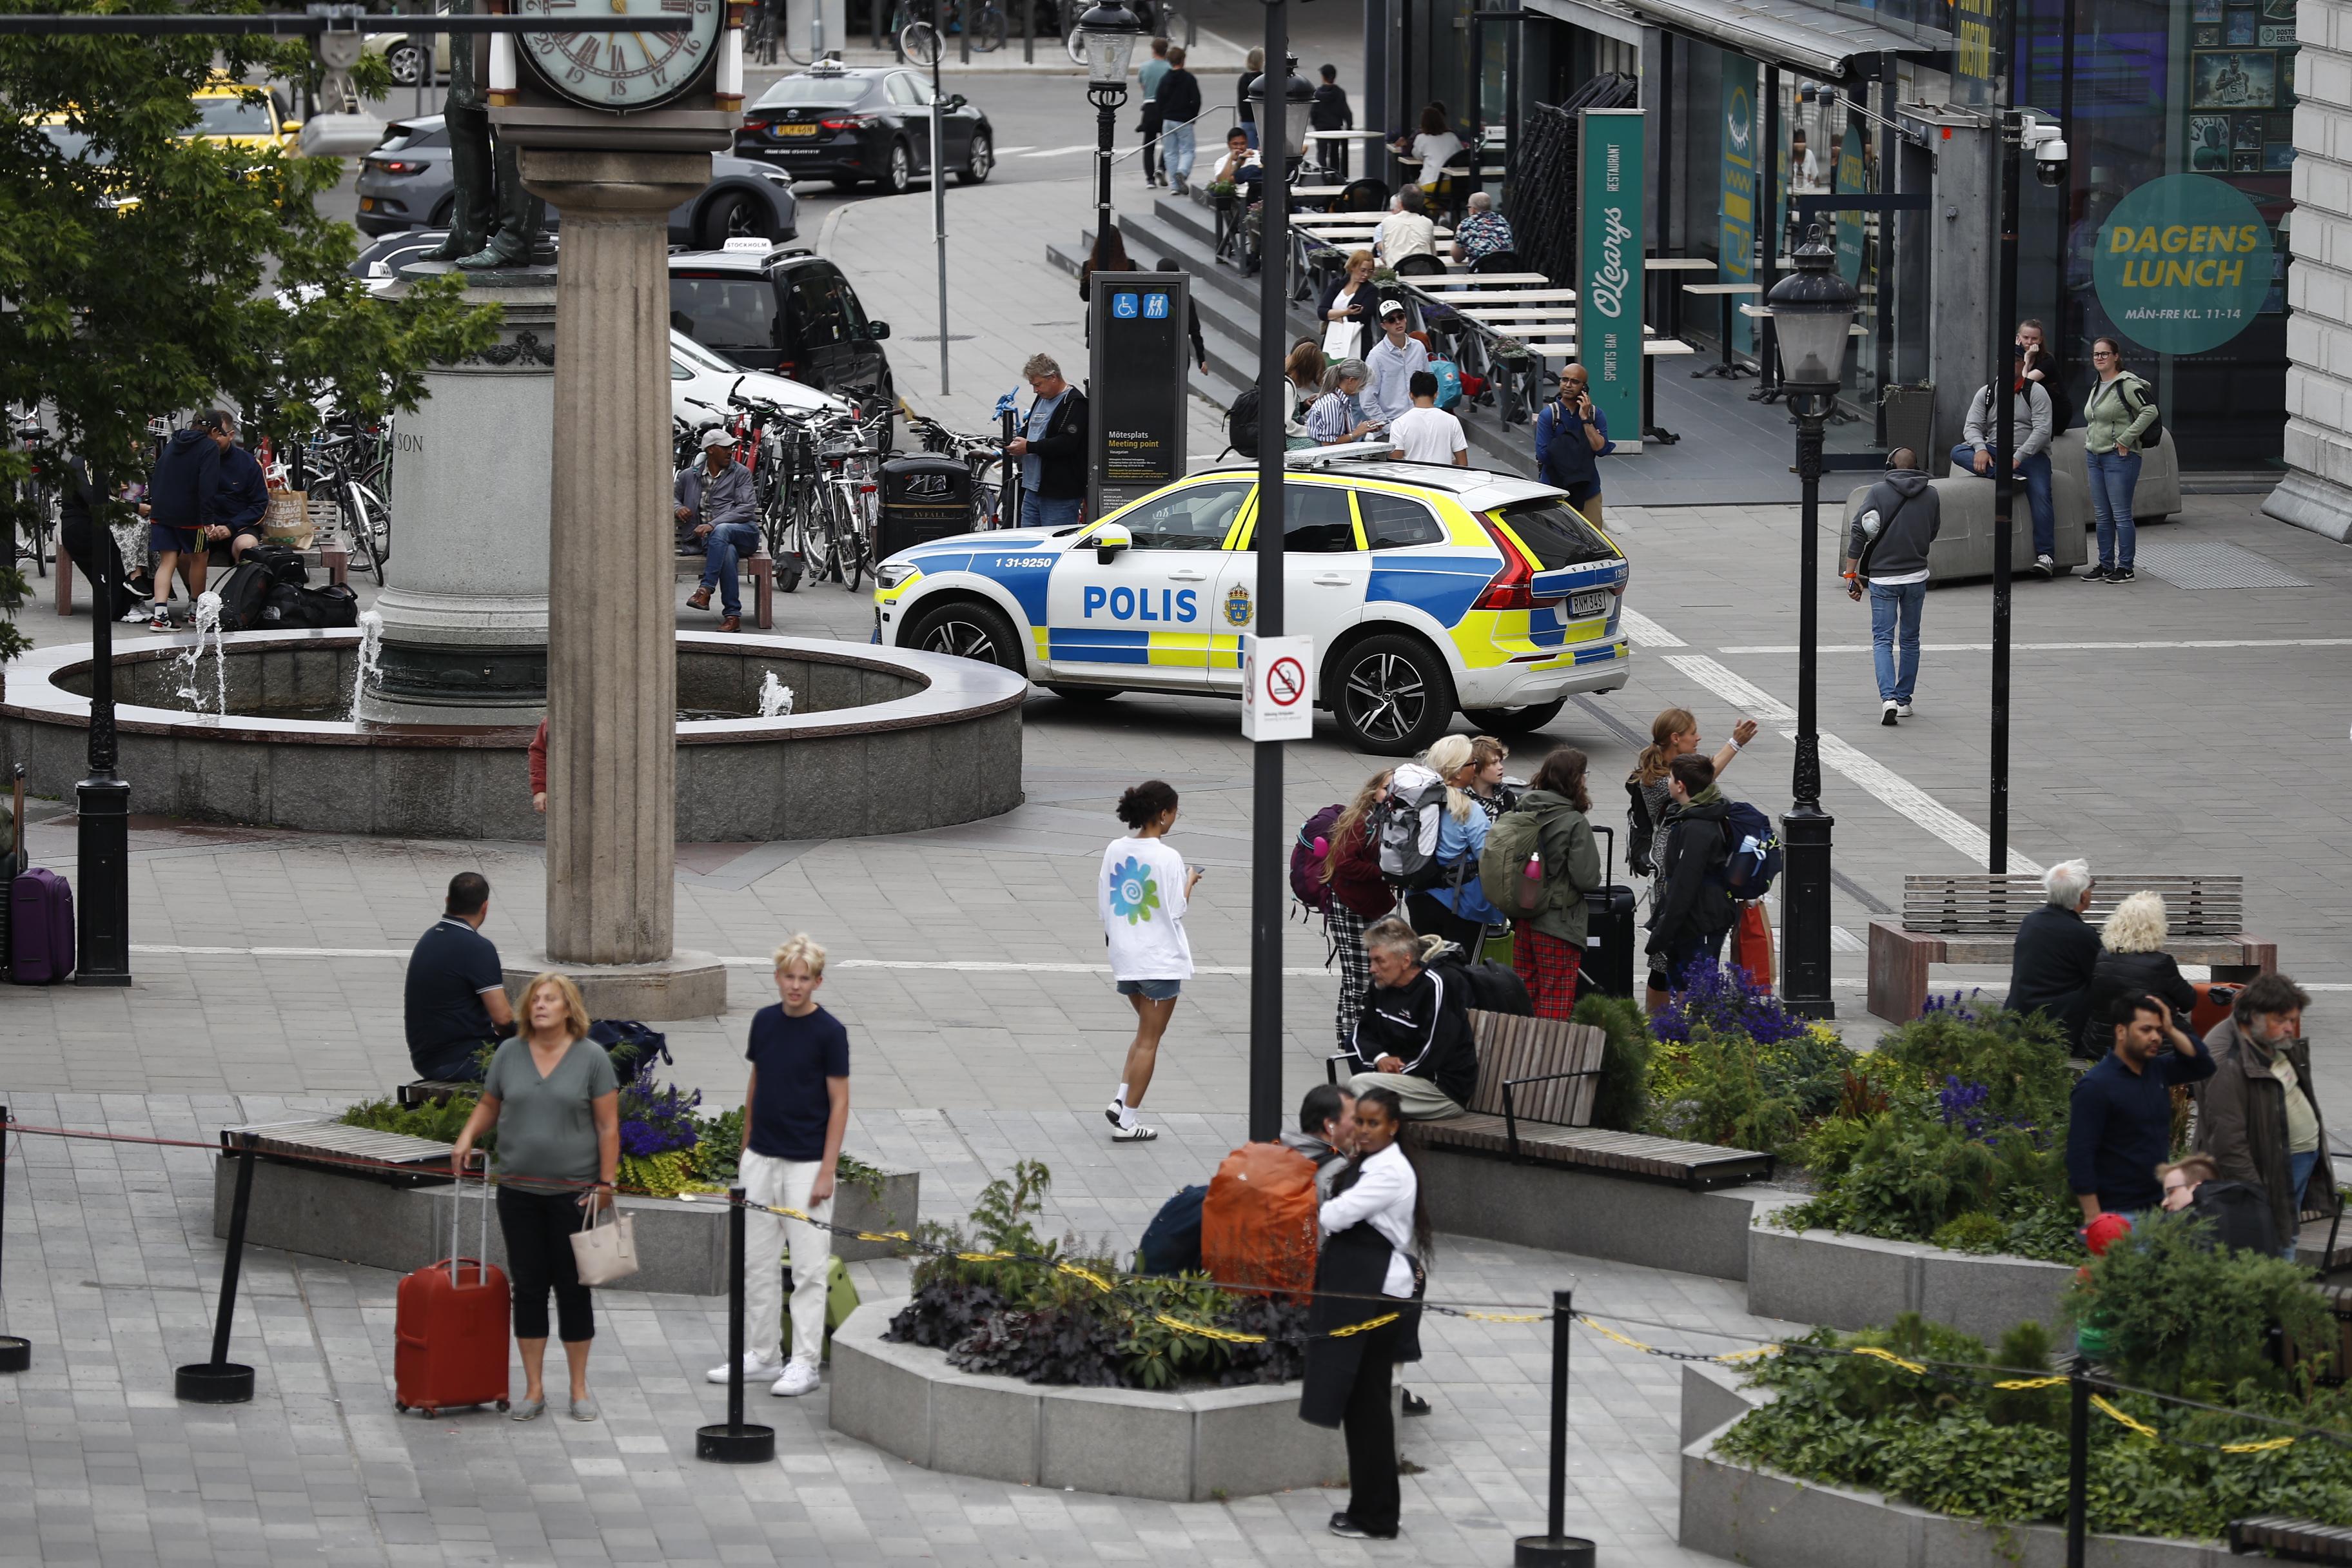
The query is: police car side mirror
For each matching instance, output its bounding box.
[1093,523,1132,562]
[867,320,891,340]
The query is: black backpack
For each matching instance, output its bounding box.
[260,580,359,629]
[1137,1184,1208,1276]
[2119,377,2164,449]
[214,560,275,632]
[244,543,309,587]
[1225,385,1262,459]
[2189,1179,2276,1257]
[1625,774,1657,877]
[1425,942,1533,1017]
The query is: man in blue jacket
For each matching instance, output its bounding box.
[141,412,228,631]
[211,419,271,564]
[2066,994,2213,1222]
[1534,365,1610,524]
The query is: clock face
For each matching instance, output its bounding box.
[516,0,725,111]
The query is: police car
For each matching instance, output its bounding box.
[870,449,1632,755]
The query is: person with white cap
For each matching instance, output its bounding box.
[676,426,760,634]
[1364,301,1429,427]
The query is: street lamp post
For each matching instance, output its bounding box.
[1762,228,1858,1019]
[75,479,132,986]
[1239,33,1311,1146]
[1077,3,1139,273]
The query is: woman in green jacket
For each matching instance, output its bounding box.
[2082,337,2160,583]
[1509,747,1604,1019]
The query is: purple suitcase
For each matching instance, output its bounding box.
[10,867,75,984]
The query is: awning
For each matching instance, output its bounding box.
[1525,0,1946,80]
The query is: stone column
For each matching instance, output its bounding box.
[2266,0,2352,542]
[508,148,725,1019]
[364,271,555,726]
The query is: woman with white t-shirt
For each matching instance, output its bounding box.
[1098,779,1202,1144]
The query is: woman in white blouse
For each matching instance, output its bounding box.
[1298,1086,1427,1540]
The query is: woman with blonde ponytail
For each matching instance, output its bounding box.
[1404,734,1505,950]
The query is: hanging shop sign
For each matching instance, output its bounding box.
[1720,66,1756,356]
[2092,173,2275,356]
[1834,124,1867,286]
[1578,108,1646,453]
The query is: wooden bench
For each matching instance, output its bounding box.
[672,543,775,630]
[222,1117,456,1187]
[397,1079,477,1108]
[1868,873,2274,1025]
[57,537,349,618]
[1329,1008,1776,1191]
[2227,1517,2352,1563]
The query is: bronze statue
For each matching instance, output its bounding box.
[424,0,549,271]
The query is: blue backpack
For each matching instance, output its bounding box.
[1717,800,1783,900]
[1427,358,1464,411]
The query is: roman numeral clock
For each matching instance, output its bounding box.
[486,0,745,148]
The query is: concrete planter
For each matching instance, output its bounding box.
[1678,1366,2226,1568]
[211,1155,919,1293]
[1746,1224,2075,1344]
[828,1300,1362,1502]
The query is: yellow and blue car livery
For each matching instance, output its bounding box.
[872,458,1631,754]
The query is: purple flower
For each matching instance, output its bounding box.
[1656,959,1811,1047]
[616,1081,701,1157]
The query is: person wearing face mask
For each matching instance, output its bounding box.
[2193,974,2335,1259]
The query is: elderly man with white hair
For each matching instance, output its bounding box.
[1451,190,1515,263]
[2004,859,2102,1047]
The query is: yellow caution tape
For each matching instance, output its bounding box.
[1461,1311,1549,1324]
[1056,1260,1116,1293]
[2092,1395,2160,1439]
[1714,1344,1783,1364]
[1850,1346,1928,1375]
[1577,1315,1653,1353]
[1327,1312,1401,1338]
[1154,1313,1269,1344]
[956,1250,1016,1264]
[1992,1377,2070,1390]
[853,1230,914,1244]
[2220,1436,2299,1455]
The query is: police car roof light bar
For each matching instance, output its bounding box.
[1284,439,1396,467]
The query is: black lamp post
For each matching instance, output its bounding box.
[1077,2,1139,264]
[75,474,132,986]
[1238,12,1306,1146]
[1763,228,1857,1019]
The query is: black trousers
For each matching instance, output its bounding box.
[1342,1316,1404,1534]
[1406,891,1487,954]
[496,1184,595,1343]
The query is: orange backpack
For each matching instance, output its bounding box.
[1199,1141,1321,1303]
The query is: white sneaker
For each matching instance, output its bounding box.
[770,1360,820,1397]
[1895,702,1914,718]
[1104,1098,1126,1130]
[1111,1121,1159,1142]
[2034,554,2056,579]
[1881,701,1899,726]
[707,1351,787,1385]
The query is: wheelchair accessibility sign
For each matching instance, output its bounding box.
[1113,293,1139,318]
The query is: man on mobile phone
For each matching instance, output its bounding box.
[1533,365,1611,525]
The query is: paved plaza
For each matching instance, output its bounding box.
[10,44,2352,1563]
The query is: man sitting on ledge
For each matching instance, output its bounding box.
[677,427,760,634]
[1339,917,1474,1121]
[404,871,517,1082]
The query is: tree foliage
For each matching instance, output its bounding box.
[0,0,502,660]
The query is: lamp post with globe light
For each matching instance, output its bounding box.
[1076,3,1139,269]
[1762,228,1859,1019]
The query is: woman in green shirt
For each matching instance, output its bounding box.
[453,972,620,1422]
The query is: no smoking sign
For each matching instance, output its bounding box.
[1242,636,1315,741]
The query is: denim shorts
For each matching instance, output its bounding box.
[1117,978,1182,1001]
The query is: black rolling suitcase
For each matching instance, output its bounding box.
[1579,825,1638,999]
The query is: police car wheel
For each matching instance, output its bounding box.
[1044,683,1122,703]
[905,599,1023,675]
[1461,700,1565,737]
[1333,634,1455,757]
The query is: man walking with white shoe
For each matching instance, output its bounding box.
[709,934,850,1398]
[1843,447,1941,726]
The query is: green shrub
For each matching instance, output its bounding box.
[2064,1212,2335,1400]
[1984,1321,2065,1431]
[1873,1005,2072,1127]
[1573,994,1652,1132]
[339,1092,479,1146]
[1930,1211,2010,1254]
[1649,1023,1802,1154]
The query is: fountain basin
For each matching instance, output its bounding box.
[0,630,1025,841]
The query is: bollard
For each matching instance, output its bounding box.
[175,1132,258,1402]
[697,1185,776,1463]
[2066,1359,2090,1568]
[0,1105,28,1373]
[1513,1288,1596,1568]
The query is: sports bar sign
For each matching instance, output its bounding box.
[1578,108,1646,453]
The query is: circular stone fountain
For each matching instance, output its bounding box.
[0,629,1024,841]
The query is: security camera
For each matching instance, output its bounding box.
[2023,114,2068,187]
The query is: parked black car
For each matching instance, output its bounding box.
[667,248,894,426]
[734,61,993,195]
[354,115,799,247]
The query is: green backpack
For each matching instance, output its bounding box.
[1478,808,1547,917]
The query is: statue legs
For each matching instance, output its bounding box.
[424,101,496,263]
[458,126,551,271]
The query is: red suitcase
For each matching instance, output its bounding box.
[2191,981,2241,1040]
[394,1166,510,1417]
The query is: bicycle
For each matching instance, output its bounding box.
[305,420,391,584]
[9,413,57,580]
[906,413,1014,529]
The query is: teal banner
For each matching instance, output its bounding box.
[1719,64,1756,355]
[1578,108,1646,452]
[2092,173,2275,355]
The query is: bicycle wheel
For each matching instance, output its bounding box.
[972,6,1006,50]
[899,19,941,65]
[799,487,838,583]
[1064,21,1086,64]
[340,483,385,583]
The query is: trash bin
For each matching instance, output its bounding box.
[1880,382,1936,462]
[876,455,974,560]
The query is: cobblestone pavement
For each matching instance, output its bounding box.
[0,1093,1790,1568]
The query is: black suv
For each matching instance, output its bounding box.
[735,62,994,195]
[667,246,894,420]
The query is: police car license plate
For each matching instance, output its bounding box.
[1569,589,1610,621]
[778,124,820,137]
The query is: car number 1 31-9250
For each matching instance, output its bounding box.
[992,556,1051,569]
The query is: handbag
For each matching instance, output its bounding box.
[569,1196,639,1286]
[1730,900,1775,990]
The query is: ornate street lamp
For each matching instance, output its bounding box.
[1246,52,1315,173]
[1077,1,1139,261]
[1763,227,1858,1019]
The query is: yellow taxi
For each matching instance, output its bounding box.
[185,75,304,155]
[872,447,1633,754]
